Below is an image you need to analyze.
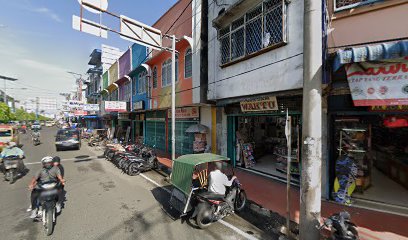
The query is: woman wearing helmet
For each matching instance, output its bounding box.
[28,156,65,218]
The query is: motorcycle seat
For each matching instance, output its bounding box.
[197,192,225,200]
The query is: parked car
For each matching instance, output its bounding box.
[45,121,54,127]
[0,125,20,151]
[40,121,45,126]
[55,129,81,151]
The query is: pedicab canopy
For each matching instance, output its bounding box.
[171,153,230,195]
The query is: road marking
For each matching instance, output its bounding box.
[25,156,100,165]
[139,173,259,240]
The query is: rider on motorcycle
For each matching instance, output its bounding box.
[0,141,25,173]
[31,129,40,142]
[28,156,65,218]
[208,162,237,208]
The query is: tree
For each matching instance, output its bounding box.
[0,102,12,123]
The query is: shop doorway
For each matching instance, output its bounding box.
[132,120,144,143]
[331,116,408,208]
[229,114,301,182]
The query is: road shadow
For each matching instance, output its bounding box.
[73,158,93,163]
[75,155,90,159]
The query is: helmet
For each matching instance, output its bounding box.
[41,156,54,169]
[8,141,16,148]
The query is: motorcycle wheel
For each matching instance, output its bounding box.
[128,163,141,176]
[45,209,54,236]
[196,204,215,229]
[9,170,15,184]
[234,190,247,212]
[348,225,359,240]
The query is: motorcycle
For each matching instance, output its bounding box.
[35,181,60,236]
[3,155,24,184]
[319,211,359,240]
[33,137,40,146]
[169,155,247,229]
[192,178,247,229]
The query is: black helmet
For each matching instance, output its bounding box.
[53,156,61,164]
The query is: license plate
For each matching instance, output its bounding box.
[5,164,17,169]
[41,189,58,197]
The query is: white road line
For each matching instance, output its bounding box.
[25,156,99,165]
[139,173,259,240]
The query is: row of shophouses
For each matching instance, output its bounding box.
[83,0,408,239]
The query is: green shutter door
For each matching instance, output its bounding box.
[168,121,198,155]
[145,120,166,151]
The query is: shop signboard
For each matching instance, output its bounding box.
[83,104,100,111]
[74,110,87,116]
[167,107,199,119]
[104,101,127,112]
[66,100,85,109]
[118,113,130,120]
[240,96,278,112]
[133,101,144,111]
[346,59,408,106]
[370,105,408,112]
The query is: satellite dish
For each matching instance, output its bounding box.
[78,0,108,14]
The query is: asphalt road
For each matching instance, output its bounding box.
[0,127,272,240]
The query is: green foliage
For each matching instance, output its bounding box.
[14,107,52,121]
[0,102,12,123]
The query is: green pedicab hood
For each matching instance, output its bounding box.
[171,153,230,195]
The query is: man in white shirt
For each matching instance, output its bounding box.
[208,162,237,208]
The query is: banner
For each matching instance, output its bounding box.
[65,100,85,109]
[346,59,408,106]
[83,104,100,111]
[168,107,199,119]
[104,101,127,112]
[74,110,87,116]
[240,96,278,112]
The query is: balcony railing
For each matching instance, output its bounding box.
[334,0,382,12]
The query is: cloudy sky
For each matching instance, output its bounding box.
[0,0,176,103]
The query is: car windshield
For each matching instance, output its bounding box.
[0,130,12,137]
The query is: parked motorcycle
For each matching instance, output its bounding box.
[35,181,60,236]
[192,179,247,229]
[319,211,359,240]
[3,155,24,184]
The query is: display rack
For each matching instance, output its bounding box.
[338,128,371,192]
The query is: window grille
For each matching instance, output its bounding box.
[184,48,192,78]
[334,0,381,11]
[219,0,286,65]
[137,71,147,94]
[132,76,137,95]
[152,66,158,88]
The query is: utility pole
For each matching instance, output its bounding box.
[171,35,176,162]
[300,0,323,239]
[36,97,39,120]
[0,75,18,104]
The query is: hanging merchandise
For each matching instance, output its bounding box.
[242,143,255,168]
[332,155,358,205]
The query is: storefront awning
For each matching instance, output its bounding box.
[105,83,118,93]
[333,40,408,72]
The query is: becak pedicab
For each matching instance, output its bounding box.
[169,153,247,229]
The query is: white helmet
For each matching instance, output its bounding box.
[8,141,16,147]
[41,156,54,168]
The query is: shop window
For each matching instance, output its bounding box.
[152,66,158,89]
[184,48,192,78]
[219,0,287,65]
[233,114,301,183]
[331,116,408,208]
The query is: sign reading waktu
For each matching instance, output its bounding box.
[240,96,278,112]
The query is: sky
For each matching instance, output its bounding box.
[0,0,177,104]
